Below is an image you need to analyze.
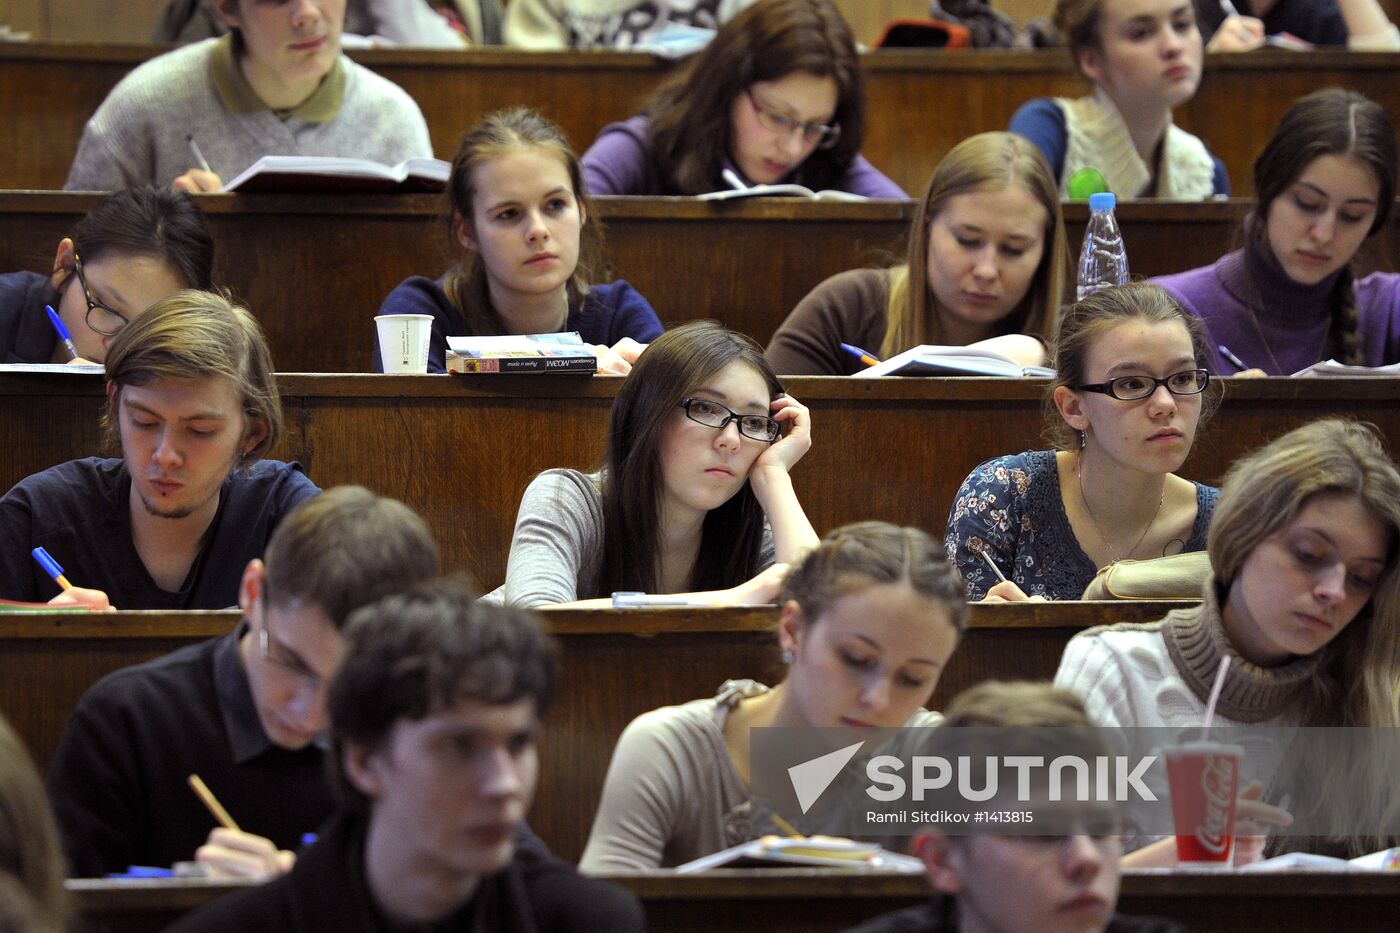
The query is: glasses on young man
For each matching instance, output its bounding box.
[746,90,841,150]
[679,397,781,443]
[1075,369,1210,401]
[69,253,131,337]
[258,597,322,696]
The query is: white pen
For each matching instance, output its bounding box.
[721,168,749,191]
[612,591,714,608]
[975,547,1008,584]
[1219,0,1240,18]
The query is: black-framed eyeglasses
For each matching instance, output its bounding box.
[679,397,780,442]
[68,253,131,337]
[746,89,841,150]
[258,595,321,696]
[1075,369,1210,401]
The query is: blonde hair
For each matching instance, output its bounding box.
[0,716,67,931]
[441,108,603,337]
[941,681,1091,728]
[882,132,1067,360]
[1209,419,1400,729]
[1044,283,1220,450]
[102,289,282,465]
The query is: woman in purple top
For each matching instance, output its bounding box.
[1153,88,1400,376]
[580,0,905,199]
[375,108,663,374]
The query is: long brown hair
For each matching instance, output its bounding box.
[441,108,605,336]
[596,321,783,597]
[0,715,67,931]
[646,0,863,195]
[882,131,1068,359]
[1251,88,1397,366]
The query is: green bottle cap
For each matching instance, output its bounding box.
[1067,167,1109,201]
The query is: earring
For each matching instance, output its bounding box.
[1079,429,1087,450]
[782,648,795,665]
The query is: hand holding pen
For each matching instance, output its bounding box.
[1207,0,1266,51]
[31,546,112,610]
[172,136,225,194]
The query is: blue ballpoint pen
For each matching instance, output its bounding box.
[44,304,80,360]
[1217,345,1249,372]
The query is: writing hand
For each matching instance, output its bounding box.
[591,337,647,375]
[1232,780,1293,866]
[172,168,224,194]
[49,586,113,611]
[981,580,1045,603]
[197,827,296,879]
[1230,368,1268,378]
[66,356,98,366]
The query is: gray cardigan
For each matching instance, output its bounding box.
[65,38,431,190]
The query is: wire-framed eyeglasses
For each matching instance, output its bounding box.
[69,253,131,337]
[679,397,780,442]
[746,90,841,150]
[1075,369,1210,401]
[258,597,322,696]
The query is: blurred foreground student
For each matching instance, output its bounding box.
[846,683,1181,933]
[581,0,904,198]
[1009,0,1229,198]
[1056,419,1400,865]
[66,0,431,192]
[45,487,440,878]
[169,579,645,932]
[375,108,662,374]
[946,284,1220,601]
[0,187,214,365]
[1153,88,1400,375]
[0,715,67,932]
[0,292,318,610]
[766,131,1067,374]
[580,522,964,870]
[492,321,816,607]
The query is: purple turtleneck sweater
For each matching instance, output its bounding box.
[1151,237,1400,375]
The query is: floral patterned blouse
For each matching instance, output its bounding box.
[944,450,1220,600]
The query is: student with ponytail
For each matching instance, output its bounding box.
[1154,88,1400,375]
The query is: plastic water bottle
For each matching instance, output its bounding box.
[1077,192,1129,300]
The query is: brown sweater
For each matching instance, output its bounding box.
[765,267,892,376]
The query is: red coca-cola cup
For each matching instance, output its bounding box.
[1164,743,1243,868]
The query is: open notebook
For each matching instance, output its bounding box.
[674,836,922,873]
[224,156,450,193]
[853,345,1054,378]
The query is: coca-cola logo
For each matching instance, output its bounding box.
[1195,755,1236,854]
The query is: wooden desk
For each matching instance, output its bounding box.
[2,374,1397,591]
[3,192,1397,373]
[4,43,1398,193]
[4,602,1177,861]
[67,869,1400,933]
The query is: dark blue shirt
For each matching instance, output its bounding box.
[0,270,63,363]
[372,276,664,373]
[0,457,320,608]
[1195,0,1348,46]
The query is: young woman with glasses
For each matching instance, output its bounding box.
[489,319,817,607]
[0,186,214,365]
[579,0,905,198]
[1153,88,1399,376]
[946,283,1222,601]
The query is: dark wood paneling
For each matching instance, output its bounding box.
[67,868,1400,933]
[4,44,1398,194]
[3,193,1395,373]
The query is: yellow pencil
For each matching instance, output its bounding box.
[770,812,803,838]
[187,774,241,832]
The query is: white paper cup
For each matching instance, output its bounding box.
[375,314,432,374]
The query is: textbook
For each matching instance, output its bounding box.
[445,332,597,374]
[675,836,923,873]
[852,345,1055,378]
[696,184,869,203]
[223,156,451,193]
[1291,359,1400,377]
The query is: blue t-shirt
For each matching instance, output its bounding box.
[0,270,63,363]
[0,457,320,608]
[1008,99,1232,197]
[372,276,665,373]
[945,450,1219,600]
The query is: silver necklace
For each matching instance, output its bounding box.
[1076,454,1164,563]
